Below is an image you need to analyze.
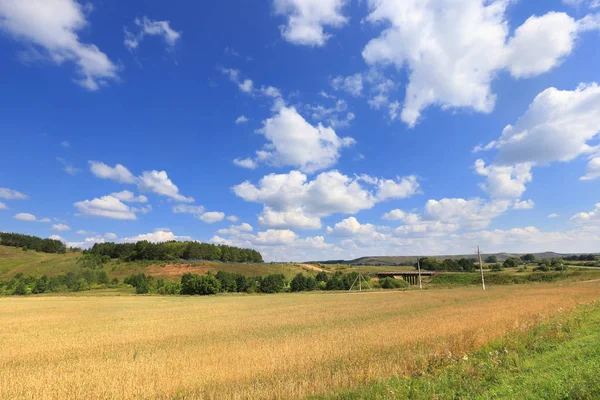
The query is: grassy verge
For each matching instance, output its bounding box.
[319,301,600,400]
[429,269,600,287]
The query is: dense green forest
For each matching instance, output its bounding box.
[0,232,66,254]
[85,240,263,263]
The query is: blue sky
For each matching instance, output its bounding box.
[1,0,600,261]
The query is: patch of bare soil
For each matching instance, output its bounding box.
[298,263,331,273]
[146,263,213,278]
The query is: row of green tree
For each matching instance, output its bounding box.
[124,270,410,296]
[0,232,66,254]
[0,270,119,295]
[124,271,287,295]
[563,254,597,261]
[85,241,263,263]
[416,257,477,272]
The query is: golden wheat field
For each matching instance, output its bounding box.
[2,281,600,399]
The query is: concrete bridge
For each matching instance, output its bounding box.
[372,271,437,285]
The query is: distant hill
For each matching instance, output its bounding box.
[309,252,592,266]
[0,245,307,280]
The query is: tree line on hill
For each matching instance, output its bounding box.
[0,232,66,254]
[85,241,263,263]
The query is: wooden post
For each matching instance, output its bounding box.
[477,246,486,291]
[417,258,423,289]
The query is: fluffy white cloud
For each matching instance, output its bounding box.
[198,211,225,223]
[227,215,239,222]
[89,161,193,203]
[121,230,192,244]
[513,199,535,210]
[137,170,194,202]
[362,1,598,126]
[217,223,254,235]
[273,0,349,46]
[110,190,148,203]
[361,175,420,202]
[233,170,419,230]
[0,0,118,90]
[172,204,226,223]
[505,13,579,78]
[235,115,249,124]
[89,161,137,184]
[484,83,600,165]
[424,198,511,230]
[104,232,117,240]
[0,188,27,200]
[238,79,254,93]
[330,73,363,96]
[475,160,533,199]
[548,213,560,219]
[570,203,600,224]
[581,157,600,181]
[326,217,383,238]
[235,106,355,173]
[52,223,70,231]
[124,16,181,51]
[74,195,138,220]
[258,208,322,230]
[253,229,297,245]
[382,209,414,222]
[233,157,258,169]
[13,213,37,221]
[474,83,600,194]
[0,201,6,210]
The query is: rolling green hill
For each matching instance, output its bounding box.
[0,245,310,280]
[312,252,597,266]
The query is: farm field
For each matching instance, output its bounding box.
[2,281,600,399]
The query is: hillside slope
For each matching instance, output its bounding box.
[0,246,80,279]
[0,245,309,280]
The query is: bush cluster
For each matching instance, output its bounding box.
[416,257,476,272]
[0,232,66,254]
[0,270,116,295]
[124,271,287,295]
[85,241,263,263]
[564,254,597,261]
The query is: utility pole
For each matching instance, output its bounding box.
[477,246,486,291]
[417,257,423,289]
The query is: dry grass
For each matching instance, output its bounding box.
[2,281,600,399]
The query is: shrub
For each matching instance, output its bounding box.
[259,274,286,293]
[290,273,318,292]
[380,277,409,289]
[491,263,504,272]
[181,273,221,295]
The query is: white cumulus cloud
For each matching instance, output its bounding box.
[0,0,118,90]
[89,161,137,184]
[274,0,349,46]
[235,106,355,173]
[362,1,599,126]
[233,170,419,230]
